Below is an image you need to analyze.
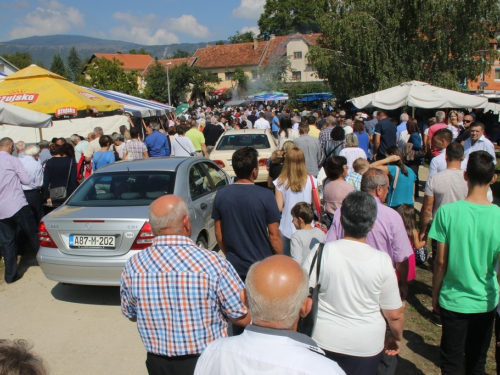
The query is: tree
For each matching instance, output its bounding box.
[230,67,249,97]
[215,40,225,45]
[142,60,169,103]
[1,52,32,69]
[50,54,68,78]
[249,55,292,92]
[308,0,500,102]
[67,46,82,82]
[172,50,190,58]
[228,31,256,44]
[258,0,325,38]
[78,57,139,96]
[129,48,151,55]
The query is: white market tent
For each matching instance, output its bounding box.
[348,81,489,110]
[0,100,52,128]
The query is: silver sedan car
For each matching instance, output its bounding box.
[37,157,231,286]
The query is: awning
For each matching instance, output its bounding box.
[0,100,52,128]
[211,87,228,96]
[85,87,175,118]
[297,92,333,102]
[225,99,250,106]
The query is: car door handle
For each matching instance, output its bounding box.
[200,203,208,210]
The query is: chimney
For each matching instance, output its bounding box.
[253,38,258,50]
[206,42,211,48]
[270,34,275,40]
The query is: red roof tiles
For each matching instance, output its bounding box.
[93,53,154,71]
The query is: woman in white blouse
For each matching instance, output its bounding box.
[339,133,367,174]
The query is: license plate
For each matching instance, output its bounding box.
[69,235,115,249]
[229,160,232,166]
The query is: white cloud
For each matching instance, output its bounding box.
[110,12,179,45]
[167,15,209,39]
[9,0,85,39]
[241,26,260,36]
[232,0,265,20]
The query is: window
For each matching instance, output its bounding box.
[292,71,302,81]
[189,164,213,200]
[293,51,302,59]
[225,72,234,81]
[216,134,271,150]
[202,162,229,188]
[212,72,219,78]
[495,69,500,80]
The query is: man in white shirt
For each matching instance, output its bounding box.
[428,128,453,178]
[171,127,196,156]
[254,112,270,130]
[19,145,44,223]
[195,255,345,375]
[84,126,104,162]
[462,122,496,169]
[70,134,89,162]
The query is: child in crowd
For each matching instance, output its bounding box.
[290,202,325,265]
[92,135,115,171]
[345,158,370,191]
[396,204,423,280]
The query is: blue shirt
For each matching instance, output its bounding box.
[397,122,407,140]
[387,165,416,207]
[272,116,280,132]
[19,155,43,190]
[145,131,170,157]
[408,132,422,150]
[39,148,52,165]
[355,131,370,158]
[92,151,115,171]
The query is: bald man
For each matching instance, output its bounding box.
[195,255,345,375]
[121,195,249,375]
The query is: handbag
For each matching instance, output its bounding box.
[309,175,328,232]
[297,243,325,337]
[49,158,73,202]
[415,245,429,264]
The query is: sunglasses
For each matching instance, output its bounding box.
[463,120,472,123]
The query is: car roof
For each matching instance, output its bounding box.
[221,129,269,135]
[94,156,209,173]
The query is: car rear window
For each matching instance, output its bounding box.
[67,171,175,207]
[216,134,271,150]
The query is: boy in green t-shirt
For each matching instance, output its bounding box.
[429,150,500,375]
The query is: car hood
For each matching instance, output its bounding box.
[44,205,150,220]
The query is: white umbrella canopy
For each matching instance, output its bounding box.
[348,81,489,110]
[0,100,52,128]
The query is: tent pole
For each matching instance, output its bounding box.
[38,128,43,142]
[412,107,415,118]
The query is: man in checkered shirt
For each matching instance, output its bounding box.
[121,195,249,375]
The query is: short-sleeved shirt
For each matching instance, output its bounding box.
[123,139,147,159]
[323,179,355,214]
[145,131,170,157]
[272,116,280,132]
[290,227,325,266]
[354,131,370,157]
[186,128,206,151]
[373,118,397,157]
[386,165,416,207]
[425,169,468,217]
[212,184,281,277]
[428,201,500,313]
[84,137,102,158]
[427,123,447,157]
[74,140,89,162]
[92,151,115,171]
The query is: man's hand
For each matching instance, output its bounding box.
[399,281,408,301]
[384,332,401,356]
[432,296,440,314]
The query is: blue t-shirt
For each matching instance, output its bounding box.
[386,165,416,207]
[408,132,422,150]
[272,116,280,132]
[374,118,397,157]
[212,184,281,277]
[92,151,115,171]
[145,131,170,157]
[355,131,370,158]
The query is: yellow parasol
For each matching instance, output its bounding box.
[0,65,124,120]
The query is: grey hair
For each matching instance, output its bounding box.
[400,113,409,122]
[211,116,218,123]
[15,141,25,152]
[0,339,48,375]
[361,168,388,193]
[344,119,353,127]
[435,111,446,122]
[149,122,161,131]
[326,116,337,125]
[38,140,50,149]
[94,127,104,135]
[245,261,309,329]
[111,133,124,142]
[457,111,464,119]
[70,134,81,143]
[149,199,188,236]
[340,191,378,238]
[24,145,40,157]
[345,133,359,147]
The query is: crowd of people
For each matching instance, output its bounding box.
[0,101,499,375]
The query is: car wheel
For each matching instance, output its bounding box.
[196,236,208,249]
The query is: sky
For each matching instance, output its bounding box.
[0,0,265,44]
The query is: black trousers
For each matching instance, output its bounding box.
[0,206,40,283]
[324,349,383,375]
[495,312,500,375]
[440,306,495,375]
[24,189,44,223]
[146,353,199,375]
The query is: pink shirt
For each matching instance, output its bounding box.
[427,123,447,157]
[323,179,355,214]
[0,151,30,219]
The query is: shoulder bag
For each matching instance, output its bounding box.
[297,243,325,337]
[176,138,196,156]
[49,158,73,202]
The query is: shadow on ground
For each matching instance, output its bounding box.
[51,283,121,306]
[396,356,426,375]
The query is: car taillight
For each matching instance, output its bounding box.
[39,222,57,248]
[131,222,155,250]
[258,158,268,167]
[214,160,225,168]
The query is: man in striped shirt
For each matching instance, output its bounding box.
[121,195,249,375]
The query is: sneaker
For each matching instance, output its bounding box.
[431,310,442,327]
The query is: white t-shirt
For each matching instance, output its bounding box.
[303,239,402,357]
[278,129,299,149]
[254,118,270,129]
[338,147,367,174]
[171,136,196,156]
[273,176,317,238]
[343,126,353,135]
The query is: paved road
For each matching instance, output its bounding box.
[0,261,147,375]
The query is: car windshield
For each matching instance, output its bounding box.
[216,134,271,150]
[67,171,176,207]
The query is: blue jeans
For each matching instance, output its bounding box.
[0,205,39,283]
[281,233,291,256]
[272,131,279,139]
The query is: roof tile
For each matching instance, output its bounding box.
[93,53,154,71]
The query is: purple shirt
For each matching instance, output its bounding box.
[325,196,413,266]
[0,151,30,219]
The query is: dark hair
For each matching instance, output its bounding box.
[232,146,258,179]
[49,144,62,156]
[99,135,111,147]
[434,128,452,144]
[0,339,48,375]
[396,204,417,237]
[469,121,485,131]
[279,117,293,138]
[385,146,408,176]
[61,143,75,158]
[130,128,139,139]
[353,120,364,133]
[446,142,464,162]
[176,125,185,135]
[331,126,345,141]
[291,202,314,224]
[466,151,495,186]
[377,109,387,117]
[406,118,419,134]
[57,137,67,144]
[307,116,317,125]
[340,192,377,238]
[51,137,58,143]
[324,156,347,181]
[259,112,265,118]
